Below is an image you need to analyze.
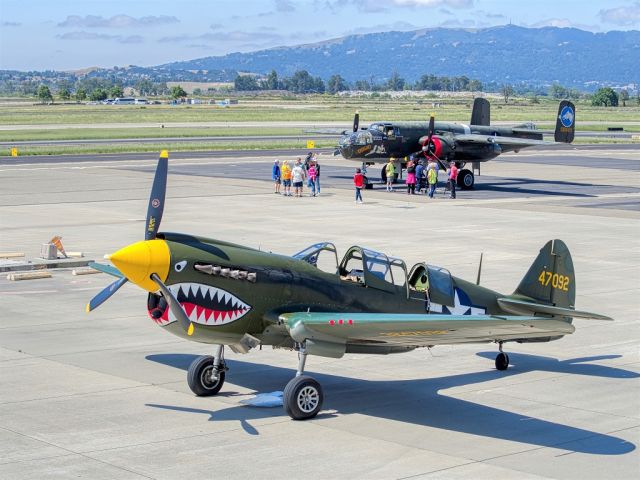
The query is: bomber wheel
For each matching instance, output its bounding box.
[187,355,226,396]
[284,375,323,420]
[364,175,373,190]
[458,169,474,190]
[495,352,510,371]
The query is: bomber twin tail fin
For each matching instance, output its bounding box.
[470,97,490,126]
[554,100,575,143]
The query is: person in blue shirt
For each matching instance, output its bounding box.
[272,159,281,194]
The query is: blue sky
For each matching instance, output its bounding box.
[1,0,639,71]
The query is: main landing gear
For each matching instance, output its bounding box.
[283,344,324,420]
[457,169,475,190]
[187,345,227,396]
[495,341,510,371]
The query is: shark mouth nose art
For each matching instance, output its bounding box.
[148,283,251,326]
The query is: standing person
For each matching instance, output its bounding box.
[448,161,459,199]
[307,162,318,196]
[281,160,292,196]
[406,160,416,195]
[272,159,281,194]
[314,156,321,195]
[291,158,306,197]
[427,162,438,198]
[354,168,364,203]
[385,158,396,192]
[415,159,425,193]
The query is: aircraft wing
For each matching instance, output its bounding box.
[453,134,556,148]
[280,312,575,351]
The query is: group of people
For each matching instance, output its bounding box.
[272,152,321,197]
[384,157,459,199]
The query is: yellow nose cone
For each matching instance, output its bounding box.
[108,240,170,292]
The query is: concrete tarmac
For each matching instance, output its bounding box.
[0,146,638,479]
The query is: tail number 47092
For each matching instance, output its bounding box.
[538,271,570,291]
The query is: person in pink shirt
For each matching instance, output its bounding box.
[406,159,416,194]
[307,163,318,197]
[448,161,459,199]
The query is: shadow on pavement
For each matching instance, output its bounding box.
[146,352,637,455]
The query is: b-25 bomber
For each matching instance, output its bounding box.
[337,99,576,189]
[87,150,610,420]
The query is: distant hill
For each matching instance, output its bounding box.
[161,25,640,88]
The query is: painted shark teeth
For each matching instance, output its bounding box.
[166,282,251,326]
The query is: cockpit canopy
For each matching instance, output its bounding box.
[339,246,407,293]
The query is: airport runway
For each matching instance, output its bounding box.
[0,145,638,479]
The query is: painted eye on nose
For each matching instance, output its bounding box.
[174,260,187,273]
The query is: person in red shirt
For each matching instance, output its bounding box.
[353,168,365,203]
[448,161,459,199]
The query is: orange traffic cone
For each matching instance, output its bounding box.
[49,236,68,258]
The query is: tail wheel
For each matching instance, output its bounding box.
[187,355,226,396]
[458,169,475,190]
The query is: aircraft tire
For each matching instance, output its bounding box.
[187,355,226,396]
[495,352,509,371]
[283,375,323,420]
[458,169,474,190]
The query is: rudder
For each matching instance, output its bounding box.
[554,100,575,143]
[514,239,575,309]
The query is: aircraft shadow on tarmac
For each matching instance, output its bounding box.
[146,352,637,455]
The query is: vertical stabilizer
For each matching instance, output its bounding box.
[554,101,575,143]
[514,240,575,308]
[471,98,490,126]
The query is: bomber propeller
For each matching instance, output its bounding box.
[421,114,449,172]
[352,111,360,133]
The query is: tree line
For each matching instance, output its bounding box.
[234,70,484,94]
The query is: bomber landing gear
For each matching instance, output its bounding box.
[495,342,510,371]
[283,344,324,420]
[457,169,475,190]
[187,345,227,396]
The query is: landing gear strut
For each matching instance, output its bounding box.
[283,343,324,420]
[187,345,227,396]
[495,342,509,371]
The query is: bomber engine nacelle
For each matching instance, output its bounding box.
[419,134,452,159]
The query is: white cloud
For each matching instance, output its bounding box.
[58,15,179,28]
[527,18,600,32]
[275,0,296,12]
[2,21,21,27]
[391,0,473,7]
[56,31,144,43]
[599,2,640,26]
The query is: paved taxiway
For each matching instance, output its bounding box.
[1,145,638,479]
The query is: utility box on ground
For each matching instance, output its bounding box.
[40,243,58,260]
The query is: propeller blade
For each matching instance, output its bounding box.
[353,111,360,133]
[86,277,128,313]
[88,261,124,278]
[145,150,169,241]
[150,273,194,336]
[427,114,435,144]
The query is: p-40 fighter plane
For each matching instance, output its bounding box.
[87,151,610,420]
[337,99,576,189]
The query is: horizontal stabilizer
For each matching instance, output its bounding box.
[88,261,124,278]
[497,297,613,321]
